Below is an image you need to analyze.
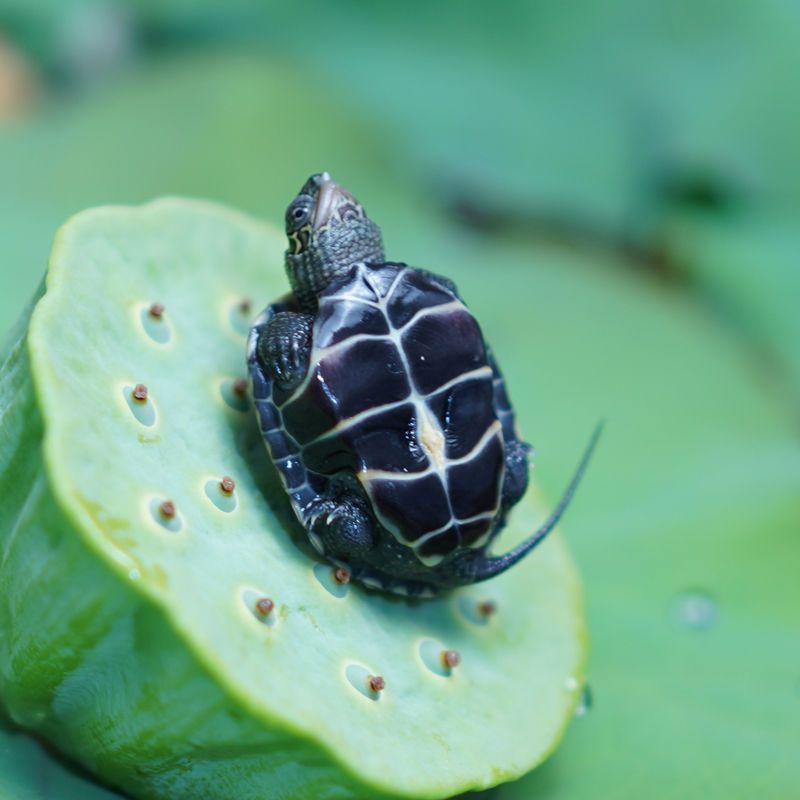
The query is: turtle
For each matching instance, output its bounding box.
[247,173,600,597]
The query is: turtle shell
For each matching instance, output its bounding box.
[252,263,505,568]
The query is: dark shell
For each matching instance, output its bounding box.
[265,263,505,567]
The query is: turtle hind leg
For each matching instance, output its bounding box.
[306,491,377,563]
[501,439,531,512]
[256,311,314,391]
[469,422,604,583]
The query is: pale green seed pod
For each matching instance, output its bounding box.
[0,199,586,800]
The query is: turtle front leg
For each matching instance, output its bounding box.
[257,311,314,391]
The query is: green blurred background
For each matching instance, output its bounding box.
[1,2,798,798]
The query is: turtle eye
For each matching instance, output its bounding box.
[287,201,312,231]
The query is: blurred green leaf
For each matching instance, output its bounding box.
[663,212,800,410]
[0,48,798,800]
[0,51,420,338]
[8,0,800,226]
[456,235,800,799]
[259,0,800,228]
[5,1,800,411]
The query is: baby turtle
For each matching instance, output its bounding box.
[248,173,599,597]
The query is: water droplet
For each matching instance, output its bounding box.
[671,590,717,631]
[574,684,593,718]
[128,568,141,581]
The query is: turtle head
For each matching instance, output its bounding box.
[284,172,385,310]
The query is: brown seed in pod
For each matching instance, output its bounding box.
[132,384,148,403]
[478,600,497,619]
[333,567,351,585]
[159,500,176,519]
[442,649,461,669]
[255,597,274,617]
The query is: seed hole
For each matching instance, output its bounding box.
[149,497,181,532]
[346,663,384,701]
[313,563,349,599]
[242,589,276,627]
[220,377,249,412]
[457,594,495,626]
[139,303,172,344]
[229,298,254,336]
[124,384,156,427]
[205,478,237,513]
[419,638,459,677]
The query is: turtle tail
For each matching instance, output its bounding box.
[470,421,604,584]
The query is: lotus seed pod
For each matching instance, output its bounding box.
[0,199,586,799]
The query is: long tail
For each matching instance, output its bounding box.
[472,421,604,583]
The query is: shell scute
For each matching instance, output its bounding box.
[259,261,506,571]
[426,375,497,459]
[401,309,488,394]
[447,435,505,519]
[456,518,492,548]
[366,472,454,543]
[281,376,340,445]
[417,526,460,560]
[302,402,427,475]
[317,338,410,418]
[331,262,398,304]
[315,298,389,348]
[385,267,454,328]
